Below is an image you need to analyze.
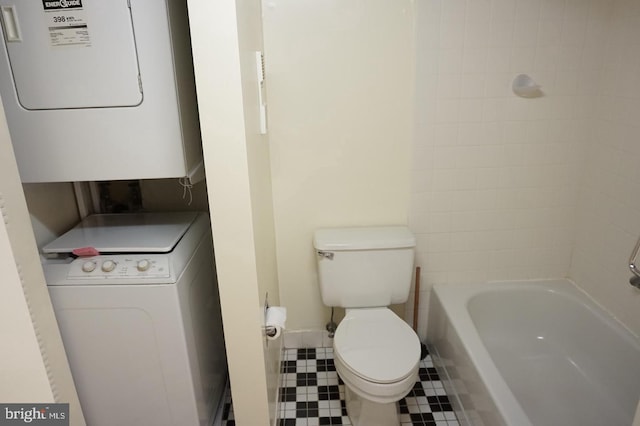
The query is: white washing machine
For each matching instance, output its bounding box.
[41,212,227,426]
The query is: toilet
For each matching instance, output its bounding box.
[313,226,421,426]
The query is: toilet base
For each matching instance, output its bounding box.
[345,386,400,426]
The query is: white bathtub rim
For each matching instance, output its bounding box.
[432,278,640,426]
[437,278,640,341]
[494,278,640,339]
[433,281,533,426]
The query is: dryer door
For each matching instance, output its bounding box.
[0,0,142,110]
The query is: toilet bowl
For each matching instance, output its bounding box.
[333,307,420,426]
[313,226,419,425]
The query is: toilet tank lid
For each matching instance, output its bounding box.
[313,226,416,251]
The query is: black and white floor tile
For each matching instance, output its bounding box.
[221,347,459,426]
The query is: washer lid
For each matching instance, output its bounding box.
[42,212,198,254]
[334,308,420,384]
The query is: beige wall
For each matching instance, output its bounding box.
[235,0,282,415]
[0,104,85,423]
[263,0,415,330]
[409,0,612,339]
[23,183,79,248]
[140,179,210,212]
[187,0,280,424]
[0,205,52,402]
[570,0,640,336]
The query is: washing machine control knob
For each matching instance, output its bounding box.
[82,261,96,273]
[137,259,151,271]
[101,260,116,272]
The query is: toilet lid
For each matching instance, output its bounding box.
[334,308,420,384]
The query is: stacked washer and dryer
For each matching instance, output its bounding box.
[42,212,227,426]
[0,1,228,425]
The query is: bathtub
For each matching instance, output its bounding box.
[426,279,640,426]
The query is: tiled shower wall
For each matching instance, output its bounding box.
[409,0,616,339]
[570,0,640,335]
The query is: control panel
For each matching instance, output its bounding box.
[67,255,171,279]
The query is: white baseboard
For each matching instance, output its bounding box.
[283,329,334,349]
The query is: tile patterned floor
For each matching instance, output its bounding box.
[221,347,459,426]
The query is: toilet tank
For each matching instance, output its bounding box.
[313,226,416,308]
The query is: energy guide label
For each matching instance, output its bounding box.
[44,5,91,48]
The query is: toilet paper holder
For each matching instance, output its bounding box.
[263,293,286,339]
[263,293,277,337]
[264,325,279,338]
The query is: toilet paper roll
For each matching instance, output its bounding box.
[265,306,287,341]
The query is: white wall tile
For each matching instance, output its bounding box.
[512,20,539,47]
[569,17,640,335]
[459,99,486,121]
[564,0,591,22]
[489,20,515,47]
[436,99,460,122]
[411,0,623,335]
[438,49,464,73]
[510,47,536,72]
[461,73,488,98]
[462,48,489,72]
[540,0,566,21]
[464,20,491,48]
[434,123,460,146]
[515,0,541,21]
[373,0,640,342]
[466,0,492,21]
[437,74,463,99]
[491,0,517,21]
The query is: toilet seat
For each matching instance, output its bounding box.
[334,308,420,385]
